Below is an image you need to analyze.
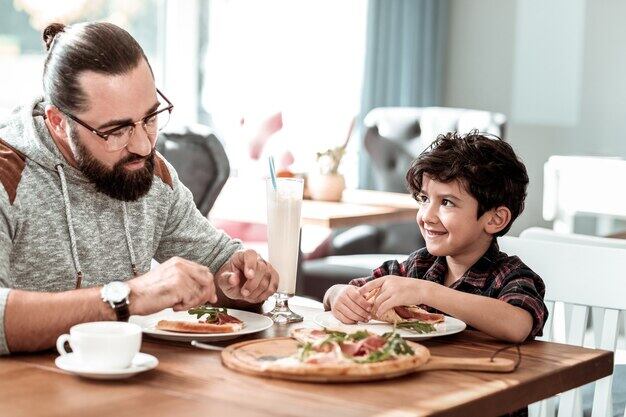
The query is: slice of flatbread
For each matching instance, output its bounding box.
[365,288,445,324]
[156,320,244,334]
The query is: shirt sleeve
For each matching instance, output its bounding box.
[0,186,14,355]
[153,159,243,273]
[498,271,549,339]
[348,256,412,287]
[0,288,9,355]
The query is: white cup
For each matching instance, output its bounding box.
[56,321,142,370]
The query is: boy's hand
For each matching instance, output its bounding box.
[358,276,433,319]
[331,285,373,324]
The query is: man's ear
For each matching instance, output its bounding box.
[44,105,70,140]
[484,206,512,235]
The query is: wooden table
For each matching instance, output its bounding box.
[210,177,418,229]
[0,299,613,417]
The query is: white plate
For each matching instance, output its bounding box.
[313,311,466,340]
[55,352,158,380]
[129,308,274,342]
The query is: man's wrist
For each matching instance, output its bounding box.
[95,287,117,321]
[126,280,143,316]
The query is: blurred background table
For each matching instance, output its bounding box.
[209,177,418,229]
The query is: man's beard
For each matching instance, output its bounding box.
[70,130,156,202]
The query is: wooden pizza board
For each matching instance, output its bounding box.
[221,337,517,383]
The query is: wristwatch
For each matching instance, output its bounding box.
[100,281,131,322]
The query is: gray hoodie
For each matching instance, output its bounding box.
[0,97,242,354]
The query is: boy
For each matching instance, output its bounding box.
[323,131,548,344]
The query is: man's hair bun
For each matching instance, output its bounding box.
[43,23,66,51]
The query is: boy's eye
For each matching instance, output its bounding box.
[442,199,455,207]
[417,195,429,204]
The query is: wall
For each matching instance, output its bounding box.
[443,0,626,235]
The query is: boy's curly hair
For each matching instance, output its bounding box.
[405,130,529,236]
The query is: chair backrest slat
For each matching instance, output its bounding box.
[590,309,620,417]
[540,300,556,342]
[567,305,589,346]
[599,309,620,352]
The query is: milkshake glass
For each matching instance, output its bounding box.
[265,177,304,323]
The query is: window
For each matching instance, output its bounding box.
[0,0,164,111]
[201,0,367,185]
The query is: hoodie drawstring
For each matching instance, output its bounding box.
[122,202,138,276]
[55,164,139,288]
[56,164,83,289]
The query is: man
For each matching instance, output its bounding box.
[0,22,278,354]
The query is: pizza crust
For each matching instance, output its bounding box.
[291,327,328,344]
[156,320,244,334]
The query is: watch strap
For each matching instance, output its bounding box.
[112,300,130,322]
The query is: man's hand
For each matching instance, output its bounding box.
[128,257,217,315]
[358,276,433,319]
[330,285,372,324]
[215,249,278,304]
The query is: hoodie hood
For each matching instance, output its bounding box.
[0,96,89,184]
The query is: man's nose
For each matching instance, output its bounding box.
[126,125,152,156]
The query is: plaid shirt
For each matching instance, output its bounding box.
[349,239,548,339]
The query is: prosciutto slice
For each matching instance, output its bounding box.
[392,306,444,324]
[366,288,444,324]
[339,334,387,357]
[215,313,243,325]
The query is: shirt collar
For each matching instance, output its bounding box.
[424,239,502,288]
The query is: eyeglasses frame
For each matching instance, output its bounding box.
[64,88,174,142]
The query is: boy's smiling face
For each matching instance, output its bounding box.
[416,175,496,258]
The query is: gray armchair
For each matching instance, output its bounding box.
[156,125,230,217]
[301,107,507,301]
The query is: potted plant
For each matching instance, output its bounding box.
[307,118,354,202]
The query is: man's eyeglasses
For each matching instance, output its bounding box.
[65,89,174,152]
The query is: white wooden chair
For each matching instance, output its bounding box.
[499,236,623,417]
[521,227,626,348]
[543,156,626,236]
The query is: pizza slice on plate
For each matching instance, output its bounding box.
[156,306,244,333]
[366,288,445,333]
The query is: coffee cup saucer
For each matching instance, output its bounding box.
[55,352,158,380]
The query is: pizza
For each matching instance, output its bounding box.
[365,288,445,333]
[156,306,244,333]
[287,328,426,366]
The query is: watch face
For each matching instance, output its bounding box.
[102,281,130,303]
